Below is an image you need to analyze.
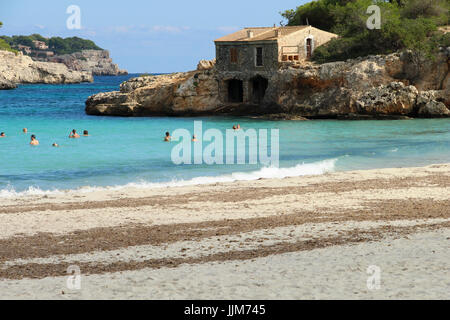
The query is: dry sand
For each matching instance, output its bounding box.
[0,164,448,299]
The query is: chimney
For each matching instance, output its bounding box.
[247,30,254,38]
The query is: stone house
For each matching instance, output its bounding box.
[32,40,49,50]
[214,26,338,104]
[16,44,32,55]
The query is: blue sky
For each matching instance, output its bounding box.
[0,0,308,73]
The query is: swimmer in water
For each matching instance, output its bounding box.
[83,130,89,137]
[52,143,59,147]
[0,132,5,138]
[192,135,198,142]
[30,135,39,146]
[164,132,172,142]
[69,129,80,139]
[23,128,28,133]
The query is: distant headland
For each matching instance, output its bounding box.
[0,27,127,89]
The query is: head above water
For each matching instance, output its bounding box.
[166,132,170,137]
[0,132,5,137]
[31,135,36,140]
[23,128,27,133]
[83,130,89,135]
[72,129,77,134]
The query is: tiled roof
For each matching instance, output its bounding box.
[214,26,309,42]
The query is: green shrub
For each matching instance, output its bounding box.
[282,0,449,64]
[0,33,102,55]
[0,39,18,54]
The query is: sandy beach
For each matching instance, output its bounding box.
[0,163,449,300]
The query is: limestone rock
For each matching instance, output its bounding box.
[86,70,220,116]
[0,51,93,88]
[418,100,450,117]
[197,59,216,71]
[47,50,128,76]
[85,52,449,119]
[416,91,449,117]
[356,82,418,115]
[0,77,17,89]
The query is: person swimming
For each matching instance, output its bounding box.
[164,132,172,142]
[23,128,28,133]
[52,143,59,147]
[30,135,39,146]
[69,129,80,139]
[83,130,89,137]
[0,132,5,138]
[233,125,237,130]
[192,135,198,142]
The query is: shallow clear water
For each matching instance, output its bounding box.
[0,75,449,195]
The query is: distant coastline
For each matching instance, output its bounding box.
[0,34,127,89]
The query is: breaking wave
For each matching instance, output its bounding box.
[0,158,337,198]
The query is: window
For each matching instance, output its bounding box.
[256,47,263,66]
[230,48,238,64]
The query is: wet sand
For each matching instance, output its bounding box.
[0,164,449,299]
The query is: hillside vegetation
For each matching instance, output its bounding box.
[0,33,102,55]
[282,0,449,63]
[0,22,18,54]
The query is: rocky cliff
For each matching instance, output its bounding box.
[0,51,93,88]
[48,50,128,76]
[85,52,450,119]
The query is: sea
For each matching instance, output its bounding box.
[0,74,449,197]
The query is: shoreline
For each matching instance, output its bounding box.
[0,163,449,299]
[2,159,449,200]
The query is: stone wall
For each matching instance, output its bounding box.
[215,42,278,73]
[278,27,338,61]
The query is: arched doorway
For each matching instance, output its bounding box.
[250,76,268,104]
[227,79,244,103]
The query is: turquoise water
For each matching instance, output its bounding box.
[0,75,449,196]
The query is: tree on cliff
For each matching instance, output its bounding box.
[282,0,449,64]
[48,36,102,55]
[0,33,102,55]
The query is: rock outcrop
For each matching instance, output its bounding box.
[86,52,450,118]
[0,78,17,90]
[197,59,216,71]
[0,51,93,88]
[48,50,127,76]
[86,71,220,116]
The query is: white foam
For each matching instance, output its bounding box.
[0,159,337,198]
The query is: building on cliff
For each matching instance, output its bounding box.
[32,40,49,50]
[214,26,337,104]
